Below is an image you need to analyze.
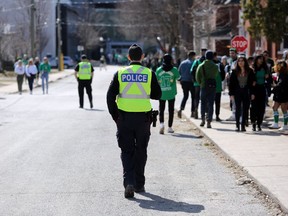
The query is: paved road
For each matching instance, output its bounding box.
[0,66,277,215]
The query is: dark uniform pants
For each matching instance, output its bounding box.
[116,111,151,189]
[78,79,92,107]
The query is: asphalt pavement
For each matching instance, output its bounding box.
[0,66,287,214]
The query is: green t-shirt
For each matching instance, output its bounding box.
[39,63,51,73]
[156,67,180,100]
[255,69,267,85]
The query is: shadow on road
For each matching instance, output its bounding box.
[134,192,205,213]
[172,133,203,139]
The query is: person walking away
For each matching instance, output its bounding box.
[34,57,40,85]
[213,52,226,121]
[22,54,29,84]
[156,54,180,134]
[99,55,107,71]
[196,50,218,128]
[178,51,196,118]
[40,57,51,94]
[263,51,274,107]
[221,55,228,93]
[225,48,238,121]
[106,44,161,198]
[269,60,288,131]
[250,54,269,131]
[190,48,207,119]
[14,60,25,95]
[74,54,94,109]
[229,57,255,132]
[25,58,38,94]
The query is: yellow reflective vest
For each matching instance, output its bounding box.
[117,65,152,112]
[78,62,92,80]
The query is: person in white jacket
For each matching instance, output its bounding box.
[14,60,25,94]
[25,58,38,94]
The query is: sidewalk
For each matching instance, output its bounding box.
[175,86,288,213]
[0,70,74,95]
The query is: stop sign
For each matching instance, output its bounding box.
[231,35,248,52]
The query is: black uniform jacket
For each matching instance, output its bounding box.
[106,62,162,122]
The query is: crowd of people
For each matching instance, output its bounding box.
[14,55,51,95]
[154,47,288,133]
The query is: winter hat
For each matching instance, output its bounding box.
[205,50,214,60]
[162,54,173,71]
[128,44,143,61]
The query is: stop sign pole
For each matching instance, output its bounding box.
[231,35,248,53]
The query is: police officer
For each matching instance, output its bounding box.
[74,54,94,109]
[106,44,161,198]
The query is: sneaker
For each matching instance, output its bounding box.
[279,125,288,131]
[269,123,279,129]
[177,110,182,118]
[159,126,164,134]
[167,127,174,133]
[135,186,145,193]
[124,185,134,198]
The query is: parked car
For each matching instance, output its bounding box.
[48,56,75,69]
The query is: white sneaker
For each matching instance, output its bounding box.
[167,127,174,133]
[269,123,279,129]
[159,125,164,134]
[279,125,288,131]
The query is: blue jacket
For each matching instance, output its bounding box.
[178,58,194,82]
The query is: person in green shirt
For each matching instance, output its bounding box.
[196,50,219,128]
[156,54,180,134]
[250,54,269,131]
[39,57,51,94]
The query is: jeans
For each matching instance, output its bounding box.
[194,86,200,111]
[180,81,195,112]
[214,92,221,117]
[159,99,175,127]
[16,74,24,93]
[41,72,49,93]
[27,75,35,92]
[200,87,216,122]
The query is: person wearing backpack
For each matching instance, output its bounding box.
[196,50,218,128]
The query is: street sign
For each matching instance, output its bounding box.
[231,35,248,52]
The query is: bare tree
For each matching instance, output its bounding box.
[114,0,213,60]
[75,3,105,51]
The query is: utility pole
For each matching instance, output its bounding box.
[30,0,36,57]
[57,0,63,71]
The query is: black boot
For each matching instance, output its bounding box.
[252,123,256,131]
[235,122,240,132]
[241,125,246,132]
[200,120,205,127]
